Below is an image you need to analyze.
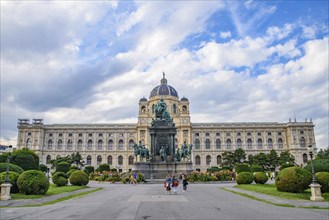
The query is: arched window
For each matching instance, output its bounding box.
[77,140,83,149]
[46,155,51,164]
[57,139,62,149]
[87,140,93,149]
[26,138,32,149]
[303,153,308,163]
[118,140,124,150]
[118,156,123,165]
[129,140,135,149]
[206,155,211,165]
[300,137,306,148]
[195,155,201,165]
[86,155,92,165]
[175,138,178,149]
[205,139,211,149]
[216,139,221,149]
[257,138,263,149]
[217,155,222,165]
[278,138,283,149]
[182,106,187,113]
[226,139,231,150]
[107,155,112,165]
[97,155,102,165]
[108,140,113,150]
[267,138,273,149]
[237,139,242,149]
[67,139,73,149]
[172,104,177,114]
[247,138,253,149]
[194,139,200,149]
[98,140,103,150]
[128,155,134,165]
[152,104,155,113]
[48,140,53,149]
[141,106,146,114]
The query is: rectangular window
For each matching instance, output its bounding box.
[89,133,93,137]
[195,133,199,136]
[267,132,271,136]
[98,133,103,137]
[216,133,220,136]
[205,132,210,136]
[226,132,230,136]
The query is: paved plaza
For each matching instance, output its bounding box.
[1,182,328,220]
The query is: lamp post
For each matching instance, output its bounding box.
[307,145,324,202]
[0,145,13,201]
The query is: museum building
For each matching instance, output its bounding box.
[16,75,316,172]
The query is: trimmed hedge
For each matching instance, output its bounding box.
[69,170,89,186]
[0,163,24,174]
[11,148,39,171]
[236,172,253,184]
[207,166,221,173]
[56,162,70,173]
[236,163,250,173]
[84,166,95,174]
[250,165,263,172]
[304,159,329,173]
[39,164,48,173]
[66,169,76,178]
[52,172,68,187]
[98,164,110,172]
[17,170,50,195]
[254,172,268,184]
[0,171,20,193]
[275,167,312,193]
[279,163,295,170]
[315,172,329,193]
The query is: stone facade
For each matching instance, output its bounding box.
[16,76,316,172]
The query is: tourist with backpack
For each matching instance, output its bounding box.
[164,174,172,194]
[171,175,179,194]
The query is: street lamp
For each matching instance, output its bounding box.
[307,144,324,202]
[5,145,13,183]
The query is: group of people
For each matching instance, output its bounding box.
[164,174,189,194]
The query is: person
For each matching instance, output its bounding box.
[171,175,179,194]
[164,174,172,194]
[181,174,188,192]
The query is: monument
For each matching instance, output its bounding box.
[132,99,193,179]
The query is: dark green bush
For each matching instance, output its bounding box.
[11,148,39,171]
[236,172,253,184]
[84,166,94,174]
[275,167,312,193]
[250,164,263,172]
[304,159,329,173]
[66,169,76,178]
[315,172,329,193]
[279,163,295,170]
[254,172,268,184]
[0,163,24,174]
[39,164,48,173]
[52,172,68,187]
[70,165,78,170]
[17,170,49,195]
[56,162,70,173]
[110,168,117,172]
[207,166,221,173]
[0,171,20,193]
[69,170,89,186]
[98,164,110,172]
[236,163,250,173]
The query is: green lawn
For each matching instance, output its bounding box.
[11,184,88,200]
[234,184,329,201]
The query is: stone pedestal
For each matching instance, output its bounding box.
[132,161,193,179]
[0,183,12,201]
[310,183,324,201]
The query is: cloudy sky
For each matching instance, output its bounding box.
[1,1,328,149]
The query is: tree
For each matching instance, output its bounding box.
[221,151,235,168]
[248,154,254,165]
[70,152,85,169]
[253,153,269,170]
[278,150,295,165]
[8,148,39,171]
[50,155,71,169]
[268,149,279,171]
[316,147,329,159]
[233,148,246,163]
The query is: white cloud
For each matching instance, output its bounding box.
[220,31,232,39]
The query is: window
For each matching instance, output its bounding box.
[48,140,53,149]
[216,139,221,149]
[98,133,103,137]
[237,139,242,149]
[78,133,82,137]
[300,137,306,148]
[77,140,83,149]
[257,138,263,149]
[86,155,92,165]
[129,140,135,149]
[175,138,178,149]
[247,138,253,149]
[206,155,211,165]
[172,104,177,114]
[226,139,232,150]
[49,133,53,137]
[194,139,200,149]
[67,140,73,149]
[87,140,93,149]
[98,140,103,150]
[216,133,220,136]
[152,104,155,113]
[267,138,273,149]
[68,133,72,137]
[97,155,102,165]
[278,138,283,149]
[237,132,241,136]
[217,155,222,165]
[278,132,282,135]
[257,132,261,136]
[195,155,201,165]
[226,132,230,136]
[26,138,32,148]
[58,133,62,137]
[118,156,123,165]
[267,132,271,136]
[118,140,124,150]
[128,155,134,165]
[247,132,251,136]
[205,132,210,137]
[107,155,113,165]
[108,140,113,150]
[195,133,199,137]
[88,133,93,137]
[205,139,211,149]
[182,106,187,113]
[56,140,62,149]
[303,153,308,163]
[27,132,32,136]
[46,155,51,164]
[300,130,304,134]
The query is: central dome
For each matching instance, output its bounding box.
[149,73,179,98]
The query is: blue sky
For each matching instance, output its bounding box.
[1,0,328,149]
